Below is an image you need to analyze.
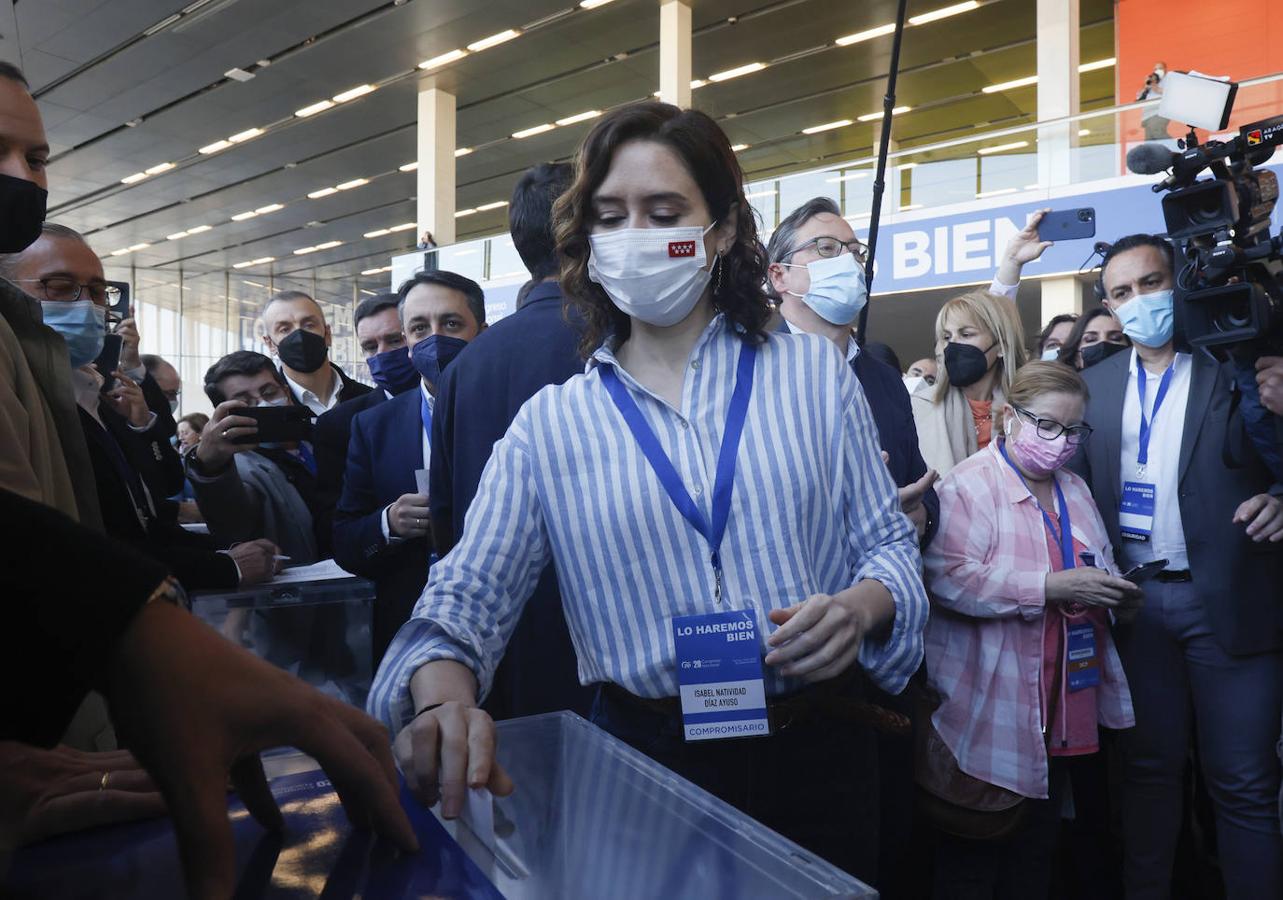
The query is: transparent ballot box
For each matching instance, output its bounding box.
[455,711,877,899]
[189,564,374,709]
[3,712,876,899]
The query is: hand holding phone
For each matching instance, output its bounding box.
[1122,559,1169,584]
[231,405,314,445]
[93,334,124,392]
[1037,207,1096,242]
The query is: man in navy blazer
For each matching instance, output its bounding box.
[429,163,594,720]
[333,272,486,667]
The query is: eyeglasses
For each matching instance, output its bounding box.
[15,276,121,307]
[1012,404,1093,445]
[782,236,868,265]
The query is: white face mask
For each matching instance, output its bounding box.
[1040,346,1061,362]
[902,375,925,394]
[256,395,289,408]
[587,223,717,327]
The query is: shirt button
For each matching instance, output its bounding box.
[681,420,690,430]
[691,359,701,370]
[694,485,704,497]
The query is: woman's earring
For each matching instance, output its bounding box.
[715,251,725,295]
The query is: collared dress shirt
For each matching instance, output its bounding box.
[283,367,343,416]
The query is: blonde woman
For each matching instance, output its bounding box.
[911,290,1028,476]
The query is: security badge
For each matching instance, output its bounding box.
[1120,480,1157,541]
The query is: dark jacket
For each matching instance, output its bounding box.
[1071,348,1283,655]
[333,388,431,665]
[429,281,593,718]
[282,362,372,411]
[314,388,386,557]
[0,487,169,747]
[79,406,239,593]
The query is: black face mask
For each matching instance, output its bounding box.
[943,341,995,388]
[0,173,48,253]
[276,328,329,374]
[1079,340,1128,369]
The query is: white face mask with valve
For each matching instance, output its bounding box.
[587,223,718,327]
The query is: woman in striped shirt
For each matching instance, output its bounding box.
[369,101,928,881]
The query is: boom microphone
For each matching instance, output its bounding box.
[1126,142,1180,175]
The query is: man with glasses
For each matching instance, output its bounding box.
[766,198,940,543]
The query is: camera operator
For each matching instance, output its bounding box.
[1136,61,1171,142]
[1070,233,1283,899]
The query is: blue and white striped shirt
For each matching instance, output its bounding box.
[368,314,928,733]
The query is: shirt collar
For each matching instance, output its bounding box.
[419,381,435,412]
[281,365,340,407]
[587,311,733,375]
[523,281,563,307]
[781,314,859,362]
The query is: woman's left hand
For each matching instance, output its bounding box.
[764,586,888,682]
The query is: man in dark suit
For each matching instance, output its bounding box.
[765,197,939,541]
[334,271,485,666]
[1072,234,1283,899]
[313,293,414,552]
[260,290,371,416]
[428,163,595,720]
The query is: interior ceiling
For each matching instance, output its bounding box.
[8,0,1116,303]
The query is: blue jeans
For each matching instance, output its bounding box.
[1115,579,1283,899]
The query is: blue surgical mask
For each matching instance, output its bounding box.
[366,345,418,395]
[1114,288,1174,348]
[411,334,468,388]
[784,253,868,326]
[41,300,106,367]
[1040,346,1061,362]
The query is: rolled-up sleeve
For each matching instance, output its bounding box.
[838,362,929,695]
[367,417,553,734]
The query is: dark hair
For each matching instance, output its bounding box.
[354,293,400,329]
[0,62,29,89]
[178,412,209,434]
[764,197,843,301]
[863,340,902,373]
[396,270,486,327]
[203,350,284,405]
[1099,233,1176,296]
[1056,306,1130,367]
[1036,313,1079,353]
[510,163,573,281]
[553,101,770,358]
[263,290,325,323]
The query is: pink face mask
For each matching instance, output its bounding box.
[1004,414,1077,476]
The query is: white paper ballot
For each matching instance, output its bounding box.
[269,559,353,585]
[461,786,495,850]
[414,468,430,496]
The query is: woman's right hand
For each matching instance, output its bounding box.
[393,701,514,818]
[1045,568,1142,609]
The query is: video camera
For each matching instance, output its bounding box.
[1125,71,1283,362]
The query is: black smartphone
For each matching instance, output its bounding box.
[94,333,124,392]
[107,280,130,321]
[1122,558,1169,584]
[1038,207,1096,242]
[231,405,315,445]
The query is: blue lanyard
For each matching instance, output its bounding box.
[999,441,1075,571]
[420,392,433,448]
[292,441,317,476]
[1136,360,1175,472]
[599,342,757,602]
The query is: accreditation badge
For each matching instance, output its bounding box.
[1120,481,1156,541]
[672,609,770,742]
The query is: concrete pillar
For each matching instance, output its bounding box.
[417,81,456,246]
[1035,0,1079,189]
[1040,275,1083,326]
[659,0,692,109]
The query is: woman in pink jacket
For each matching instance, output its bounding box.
[923,361,1143,898]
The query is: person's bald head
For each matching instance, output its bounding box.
[0,223,106,304]
[261,290,331,355]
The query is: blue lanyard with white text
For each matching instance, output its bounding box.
[999,441,1074,571]
[292,441,317,476]
[599,342,757,603]
[420,392,432,448]
[1136,359,1175,476]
